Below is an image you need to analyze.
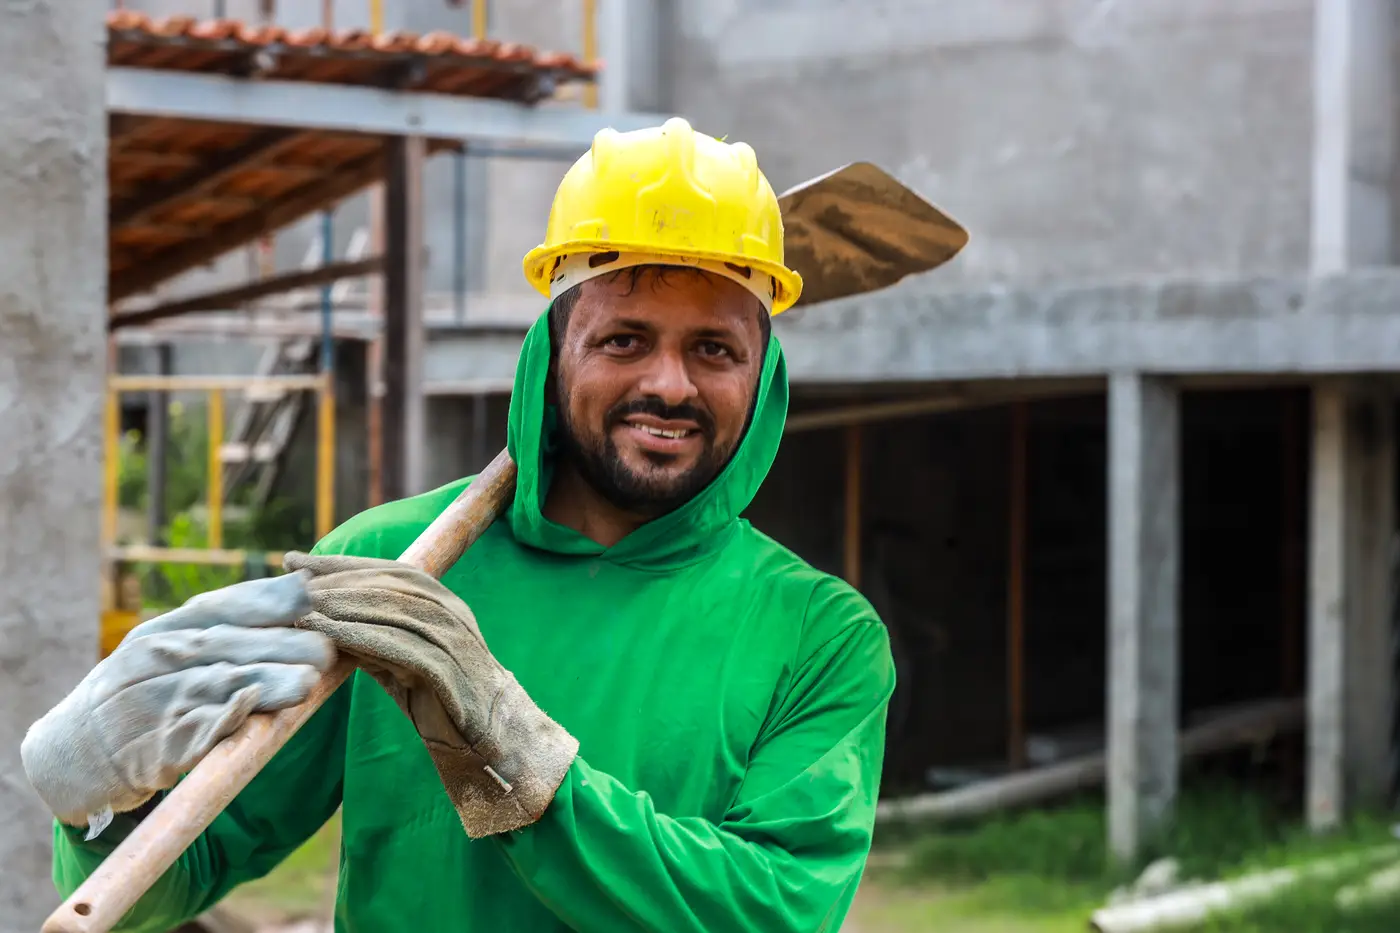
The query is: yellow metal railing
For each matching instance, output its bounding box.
[473,0,488,40]
[581,0,598,110]
[101,372,336,567]
[100,371,336,656]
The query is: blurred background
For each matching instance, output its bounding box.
[3,2,1400,931]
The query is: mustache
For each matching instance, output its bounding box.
[606,396,716,438]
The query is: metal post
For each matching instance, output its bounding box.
[146,344,171,545]
[315,374,336,540]
[473,0,488,38]
[320,212,334,374]
[206,389,224,549]
[472,391,488,472]
[454,147,467,324]
[102,382,120,550]
[364,6,386,507]
[582,0,599,110]
[1282,390,1306,698]
[1280,388,1306,790]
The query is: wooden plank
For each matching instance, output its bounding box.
[878,698,1303,826]
[109,150,387,301]
[1007,401,1029,770]
[110,129,303,230]
[843,424,862,590]
[109,256,383,330]
[381,135,426,501]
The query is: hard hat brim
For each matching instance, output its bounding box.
[523,241,804,315]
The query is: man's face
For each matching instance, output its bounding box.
[552,266,768,519]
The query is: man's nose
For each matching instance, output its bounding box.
[637,349,699,406]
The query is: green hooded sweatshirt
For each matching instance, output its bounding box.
[52,311,896,932]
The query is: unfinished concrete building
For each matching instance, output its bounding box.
[414,0,1400,861]
[104,0,1400,866]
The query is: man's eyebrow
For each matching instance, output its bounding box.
[690,326,742,340]
[599,317,654,331]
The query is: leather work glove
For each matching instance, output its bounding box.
[20,573,335,837]
[283,551,579,839]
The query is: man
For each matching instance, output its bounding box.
[22,118,895,932]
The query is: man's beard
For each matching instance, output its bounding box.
[554,393,732,520]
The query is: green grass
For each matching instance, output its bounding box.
[860,780,1400,932]
[220,810,341,926]
[210,783,1399,932]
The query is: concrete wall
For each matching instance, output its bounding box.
[0,0,107,925]
[458,0,1317,297]
[677,0,1315,287]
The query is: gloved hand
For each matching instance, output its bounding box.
[20,572,335,836]
[283,551,579,839]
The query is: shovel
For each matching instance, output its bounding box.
[43,163,965,933]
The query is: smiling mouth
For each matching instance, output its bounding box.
[617,419,704,452]
[636,425,693,439]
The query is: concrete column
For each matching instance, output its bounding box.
[0,0,107,926]
[1311,0,1399,272]
[1307,379,1397,831]
[599,0,667,114]
[1107,372,1181,862]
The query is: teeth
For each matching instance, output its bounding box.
[640,425,689,439]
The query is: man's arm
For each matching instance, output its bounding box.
[50,680,351,933]
[45,518,395,933]
[494,583,895,933]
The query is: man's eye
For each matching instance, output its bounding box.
[697,341,731,358]
[604,334,638,350]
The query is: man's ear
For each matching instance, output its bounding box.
[545,358,560,405]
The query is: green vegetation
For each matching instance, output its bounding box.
[220,811,342,926]
[214,781,1398,931]
[859,780,1399,932]
[114,401,314,608]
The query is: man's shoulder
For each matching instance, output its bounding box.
[312,476,476,560]
[730,524,894,708]
[732,521,884,637]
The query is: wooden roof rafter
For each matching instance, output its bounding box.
[103,11,667,312]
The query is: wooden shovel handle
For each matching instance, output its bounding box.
[43,449,519,933]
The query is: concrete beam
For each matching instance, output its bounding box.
[772,269,1400,382]
[107,67,668,149]
[0,0,107,925]
[1307,379,1397,831]
[422,270,1400,391]
[1106,372,1181,863]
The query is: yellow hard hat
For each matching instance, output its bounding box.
[522,117,804,314]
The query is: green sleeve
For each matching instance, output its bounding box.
[495,595,895,932]
[49,523,383,932]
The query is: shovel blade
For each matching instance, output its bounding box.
[777,162,968,307]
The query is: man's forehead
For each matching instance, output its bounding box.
[574,268,760,329]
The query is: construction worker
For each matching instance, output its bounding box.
[23,118,896,932]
